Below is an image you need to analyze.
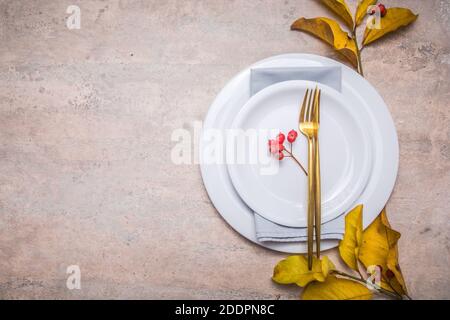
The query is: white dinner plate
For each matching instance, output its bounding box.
[227,80,372,227]
[199,54,398,253]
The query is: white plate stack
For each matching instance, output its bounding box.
[200,54,398,253]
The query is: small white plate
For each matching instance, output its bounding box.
[227,81,372,227]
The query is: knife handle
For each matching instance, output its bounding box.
[307,138,315,270]
[314,137,321,257]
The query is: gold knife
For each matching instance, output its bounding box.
[314,90,321,257]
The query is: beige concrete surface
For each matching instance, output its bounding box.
[0,0,449,299]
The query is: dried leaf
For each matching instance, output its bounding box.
[338,205,363,270]
[358,208,408,295]
[320,0,354,30]
[363,7,418,46]
[355,0,378,26]
[272,255,335,287]
[302,276,372,300]
[291,17,357,67]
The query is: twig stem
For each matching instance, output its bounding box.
[283,146,307,176]
[332,270,402,299]
[352,29,364,76]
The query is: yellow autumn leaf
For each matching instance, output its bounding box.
[338,204,363,270]
[321,256,334,277]
[363,7,418,46]
[320,0,354,30]
[358,208,408,295]
[291,17,357,67]
[355,0,378,26]
[302,276,372,300]
[272,255,335,287]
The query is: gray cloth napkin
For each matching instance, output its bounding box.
[250,66,341,95]
[250,66,345,242]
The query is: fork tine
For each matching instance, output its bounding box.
[307,87,316,122]
[299,88,309,124]
[312,86,319,123]
[306,88,313,121]
[317,89,321,124]
[305,89,311,122]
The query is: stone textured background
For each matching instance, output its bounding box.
[0,0,449,299]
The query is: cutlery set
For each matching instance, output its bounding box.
[299,87,321,269]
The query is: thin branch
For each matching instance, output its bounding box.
[283,147,307,176]
[352,29,364,76]
[332,270,402,299]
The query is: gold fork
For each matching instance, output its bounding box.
[299,87,320,269]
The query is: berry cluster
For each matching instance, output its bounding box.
[268,130,298,160]
[268,130,307,175]
[370,3,387,17]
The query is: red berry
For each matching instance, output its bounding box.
[269,140,284,153]
[379,4,387,17]
[268,139,278,154]
[276,133,285,144]
[278,152,284,160]
[287,130,298,143]
[369,4,387,17]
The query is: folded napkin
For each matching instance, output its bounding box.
[250,66,341,95]
[255,214,344,242]
[250,66,345,242]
